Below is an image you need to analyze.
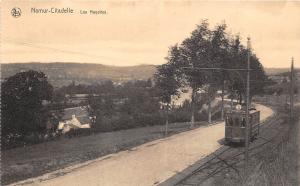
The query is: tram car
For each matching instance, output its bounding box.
[225,109,260,144]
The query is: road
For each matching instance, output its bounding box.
[12,104,274,186]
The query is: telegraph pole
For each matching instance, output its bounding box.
[290,57,294,121]
[244,37,251,170]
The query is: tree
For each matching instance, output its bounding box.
[180,20,213,127]
[210,23,231,120]
[1,70,53,140]
[174,21,228,125]
[226,36,268,104]
[154,45,182,135]
[202,85,218,123]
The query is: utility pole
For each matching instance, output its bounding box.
[244,37,251,170]
[290,57,294,121]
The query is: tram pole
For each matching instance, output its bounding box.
[245,37,251,170]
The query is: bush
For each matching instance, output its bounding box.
[169,109,191,123]
[134,113,164,127]
[2,132,54,149]
[90,112,165,133]
[91,116,114,132]
[66,128,93,138]
[111,114,134,130]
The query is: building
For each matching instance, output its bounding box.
[57,106,94,134]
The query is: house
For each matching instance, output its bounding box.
[57,106,94,134]
[65,94,100,104]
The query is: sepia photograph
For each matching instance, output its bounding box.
[1,1,300,186]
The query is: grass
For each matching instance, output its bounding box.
[241,108,299,186]
[241,133,298,186]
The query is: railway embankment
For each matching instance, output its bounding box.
[239,106,299,186]
[233,108,299,186]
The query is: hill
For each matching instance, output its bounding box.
[1,63,297,88]
[264,68,300,75]
[1,63,157,87]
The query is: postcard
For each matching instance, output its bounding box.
[1,1,299,186]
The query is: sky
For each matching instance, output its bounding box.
[1,0,300,68]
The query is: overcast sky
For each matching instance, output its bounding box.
[1,1,299,68]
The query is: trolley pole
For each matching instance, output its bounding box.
[290,57,294,122]
[244,37,251,170]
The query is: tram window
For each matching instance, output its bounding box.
[234,117,239,126]
[241,118,246,127]
[226,116,233,126]
[229,117,233,126]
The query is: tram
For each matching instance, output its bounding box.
[225,108,260,144]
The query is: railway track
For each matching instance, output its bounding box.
[174,113,287,186]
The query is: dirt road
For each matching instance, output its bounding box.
[12,104,274,186]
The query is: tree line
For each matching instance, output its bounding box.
[155,20,270,127]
